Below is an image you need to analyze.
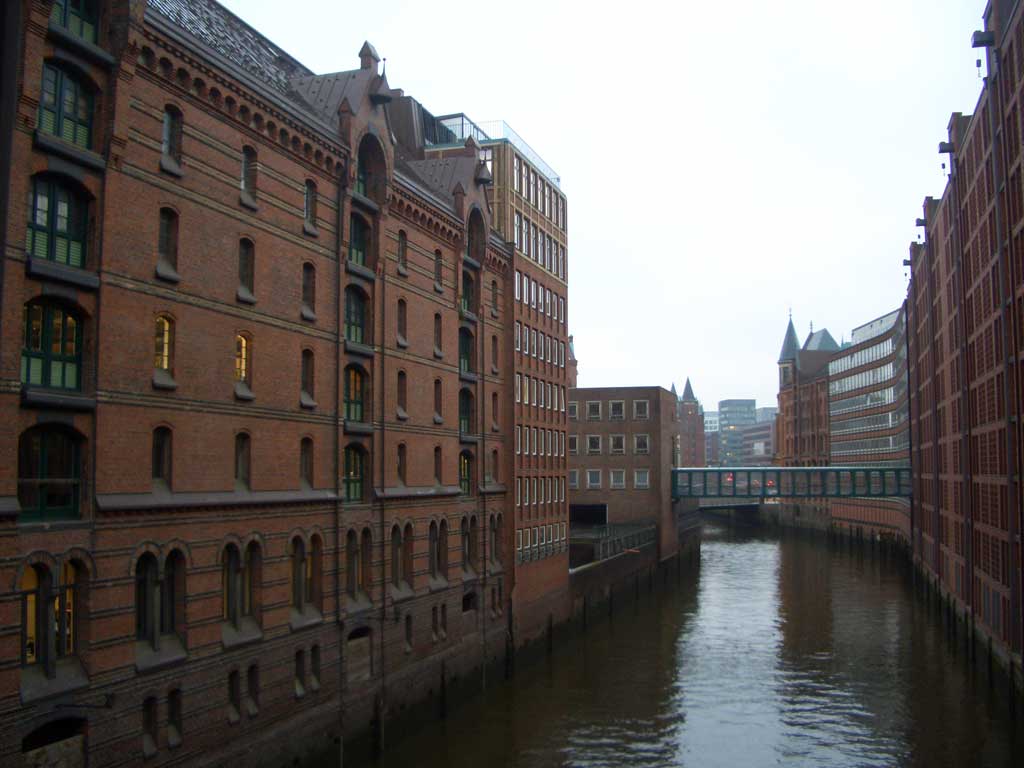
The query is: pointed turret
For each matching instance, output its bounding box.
[778,317,800,363]
[681,377,697,402]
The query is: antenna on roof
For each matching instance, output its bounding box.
[976,58,982,78]
[382,57,386,77]
[941,161,947,179]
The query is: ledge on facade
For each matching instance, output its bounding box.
[236,285,256,305]
[135,635,187,674]
[303,221,320,238]
[33,130,106,173]
[234,381,255,401]
[351,191,380,214]
[289,606,323,632]
[460,433,480,445]
[461,569,479,586]
[0,496,19,519]
[480,482,506,495]
[159,153,184,178]
[47,21,115,67]
[390,582,415,604]
[396,333,408,349]
[239,190,259,211]
[155,258,181,284]
[375,483,460,499]
[433,413,444,425]
[20,657,90,705]
[344,420,373,436]
[152,368,178,391]
[428,575,449,593]
[490,307,499,319]
[222,616,263,649]
[96,487,336,512]
[345,339,374,358]
[462,254,481,270]
[25,256,99,290]
[301,305,317,323]
[345,260,376,282]
[344,593,373,618]
[460,309,479,325]
[21,386,96,412]
[300,392,317,410]
[396,406,409,421]
[459,371,479,384]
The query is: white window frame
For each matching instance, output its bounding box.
[515,373,521,403]
[517,528,523,549]
[609,400,625,421]
[586,435,601,455]
[610,469,625,489]
[610,434,625,454]
[515,426,521,454]
[586,401,601,420]
[586,469,601,489]
[516,478,521,506]
[569,435,578,455]
[524,427,530,455]
[515,321,521,351]
[634,469,650,489]
[634,434,650,455]
[633,400,650,420]
[568,401,578,420]
[568,469,579,489]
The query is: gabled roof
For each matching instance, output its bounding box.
[404,154,481,204]
[681,377,697,402]
[778,318,800,363]
[802,328,839,353]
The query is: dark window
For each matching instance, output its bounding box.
[344,366,366,422]
[300,438,313,489]
[491,335,498,370]
[344,446,364,502]
[459,452,472,495]
[234,433,251,490]
[434,379,442,419]
[27,176,88,267]
[429,522,439,579]
[459,390,474,435]
[345,287,366,343]
[390,525,403,586]
[243,543,261,621]
[491,280,498,311]
[162,107,183,163]
[18,427,80,521]
[143,696,158,756]
[346,530,360,596]
[460,518,470,567]
[403,523,414,588]
[491,392,499,429]
[434,250,443,286]
[161,551,185,638]
[397,443,407,485]
[349,215,368,265]
[135,554,158,644]
[241,146,257,198]
[238,239,255,297]
[433,446,442,485]
[246,664,260,713]
[302,263,315,314]
[490,448,499,483]
[301,349,315,401]
[397,299,407,342]
[405,614,412,649]
[304,180,317,225]
[397,371,407,413]
[459,329,474,373]
[228,669,241,721]
[294,650,306,697]
[21,302,82,390]
[311,644,321,688]
[360,529,372,591]
[152,427,172,489]
[222,544,242,626]
[50,0,99,43]
[158,208,178,270]
[434,314,442,352]
[461,270,475,314]
[397,230,408,271]
[39,64,92,149]
[469,516,479,568]
[168,688,183,747]
[493,514,503,564]
[290,537,307,609]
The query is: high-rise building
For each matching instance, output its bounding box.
[718,399,756,466]
[704,411,720,433]
[755,406,778,424]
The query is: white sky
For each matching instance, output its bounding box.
[220,0,986,410]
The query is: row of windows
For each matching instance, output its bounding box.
[514,270,565,321]
[515,322,566,366]
[830,411,907,437]
[829,432,910,457]
[569,433,651,455]
[515,523,568,552]
[515,426,566,457]
[829,387,896,417]
[829,363,895,396]
[569,469,651,490]
[828,338,895,376]
[568,400,650,421]
[514,476,565,507]
[512,155,566,231]
[515,374,566,412]
[513,214,567,280]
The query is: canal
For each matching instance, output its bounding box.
[350,523,1024,767]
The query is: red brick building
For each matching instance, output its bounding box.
[0,1,571,764]
[775,318,837,467]
[676,378,705,467]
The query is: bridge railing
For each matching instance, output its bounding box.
[672,466,912,500]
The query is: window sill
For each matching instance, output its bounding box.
[33,129,106,172]
[377,484,462,499]
[480,482,507,495]
[459,433,480,445]
[397,264,409,277]
[143,736,157,759]
[460,308,479,324]
[47,21,115,67]
[168,728,182,750]
[433,413,443,425]
[222,616,263,649]
[428,576,449,593]
[491,307,499,319]
[155,259,181,284]
[236,285,256,305]
[300,392,317,410]
[344,420,373,436]
[346,260,376,282]
[234,381,255,401]
[159,154,184,178]
[239,191,259,211]
[228,706,241,725]
[245,698,259,718]
[459,371,479,384]
[462,254,481,270]
[396,406,409,421]
[301,305,317,323]
[390,582,415,602]
[434,281,444,294]
[21,386,95,412]
[345,339,374,358]
[351,191,380,213]
[289,606,323,632]
[294,682,306,700]
[96,487,336,512]
[135,635,187,673]
[152,369,178,391]
[303,221,320,238]
[396,334,408,349]
[19,657,89,704]
[433,346,444,360]
[25,256,99,290]
[345,592,373,616]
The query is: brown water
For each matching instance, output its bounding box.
[349,523,1023,767]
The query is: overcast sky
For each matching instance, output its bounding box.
[221,0,985,410]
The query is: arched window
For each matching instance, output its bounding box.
[460,518,470,570]
[50,0,99,43]
[161,106,183,165]
[300,437,314,489]
[289,537,306,609]
[344,365,366,422]
[397,230,408,272]
[301,349,315,406]
[346,530,360,596]
[491,335,498,371]
[304,180,317,228]
[20,561,81,673]
[234,334,251,387]
[135,553,158,646]
[152,427,172,490]
[18,427,81,520]
[433,446,442,485]
[154,315,174,375]
[459,452,473,495]
[228,669,241,720]
[490,448,499,483]
[309,535,323,613]
[433,379,442,419]
[27,176,88,267]
[459,328,475,373]
[356,135,386,202]
[428,522,438,579]
[433,313,443,354]
[246,665,260,713]
[344,445,364,501]
[397,371,407,416]
[158,208,179,274]
[459,390,475,435]
[390,525,402,587]
[22,301,82,391]
[302,263,316,317]
[461,270,475,314]
[349,215,368,265]
[434,250,443,286]
[469,516,479,569]
[491,280,498,312]
[360,528,373,592]
[494,514,503,564]
[237,239,255,302]
[344,287,366,343]
[467,209,485,263]
[439,520,449,575]
[403,523,414,588]
[162,551,186,639]
[222,544,242,627]
[39,64,93,149]
[396,298,407,343]
[143,696,158,756]
[397,443,407,485]
[240,146,257,201]
[244,542,262,623]
[234,433,251,490]
[491,392,499,430]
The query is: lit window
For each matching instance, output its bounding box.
[39,64,92,149]
[27,176,88,268]
[21,302,81,391]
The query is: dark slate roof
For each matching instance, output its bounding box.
[149,0,313,95]
[796,349,833,378]
[404,155,481,203]
[681,377,697,402]
[290,68,382,121]
[802,328,839,352]
[778,318,800,363]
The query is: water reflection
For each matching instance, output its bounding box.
[349,524,1023,768]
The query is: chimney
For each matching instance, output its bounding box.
[359,41,380,73]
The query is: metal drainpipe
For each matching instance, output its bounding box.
[476,244,488,693]
[333,156,348,763]
[984,46,1021,655]
[923,194,941,580]
[376,189,388,731]
[903,300,915,551]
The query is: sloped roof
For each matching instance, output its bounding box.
[778,318,800,363]
[290,67,388,121]
[681,377,697,402]
[796,350,834,378]
[404,155,481,203]
[802,328,839,352]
